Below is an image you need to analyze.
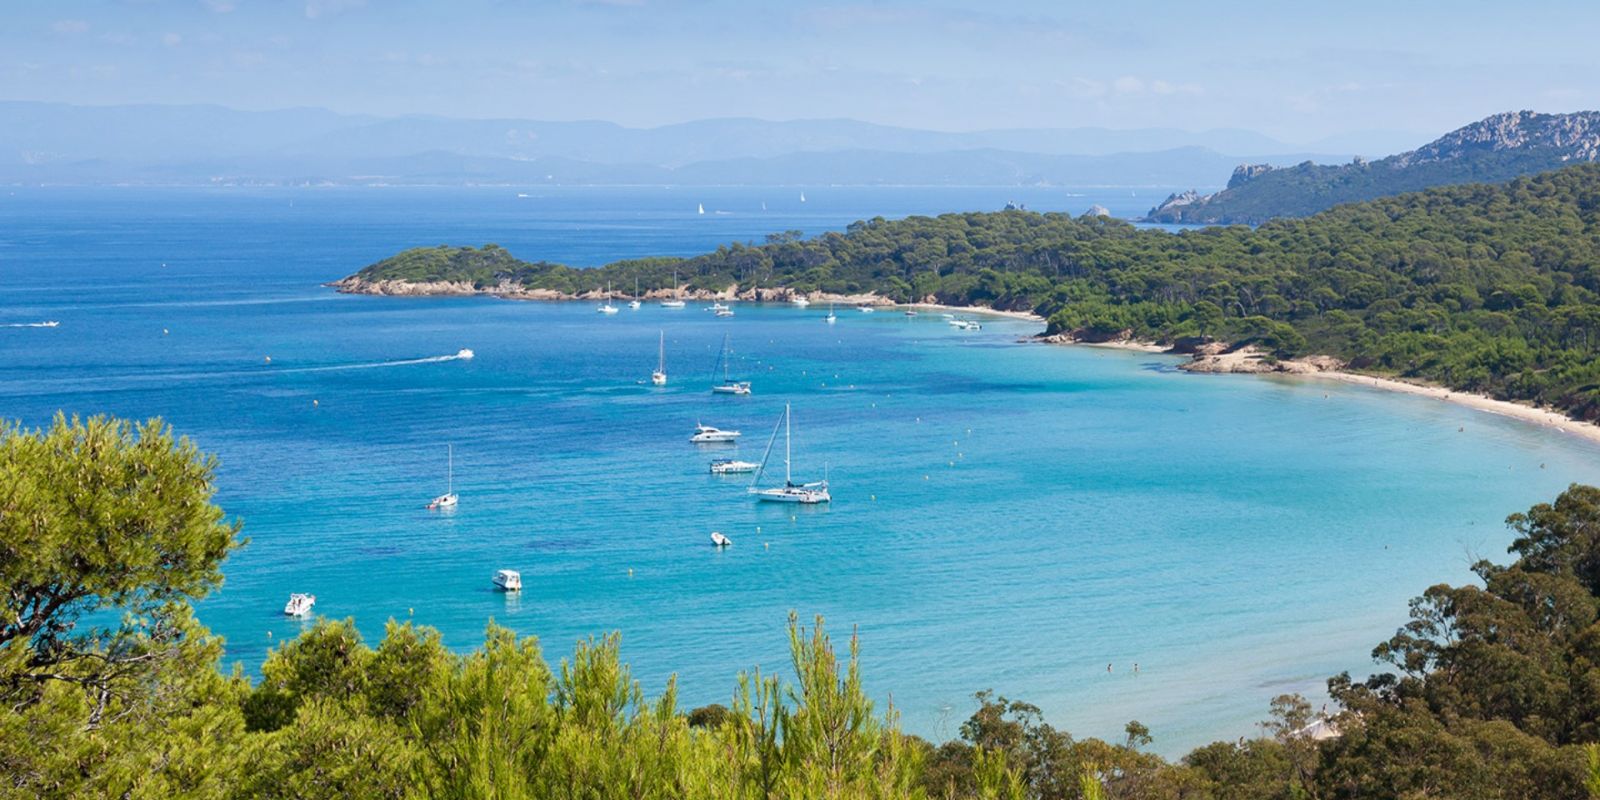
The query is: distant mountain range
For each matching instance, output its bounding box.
[1145,111,1600,224]
[0,101,1401,188]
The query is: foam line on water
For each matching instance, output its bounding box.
[2,321,60,328]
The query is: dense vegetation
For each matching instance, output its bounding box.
[353,164,1600,422]
[1144,110,1600,224]
[12,415,1600,797]
[1142,149,1585,225]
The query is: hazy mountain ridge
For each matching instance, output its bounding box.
[0,101,1366,188]
[1145,110,1600,224]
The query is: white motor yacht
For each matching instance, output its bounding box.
[711,531,733,547]
[709,458,759,474]
[283,593,315,617]
[493,569,522,592]
[691,423,741,443]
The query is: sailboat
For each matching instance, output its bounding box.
[651,331,667,385]
[799,191,806,203]
[661,269,687,308]
[597,282,619,314]
[697,203,705,215]
[629,277,642,309]
[749,404,830,504]
[824,303,837,324]
[710,334,751,395]
[428,445,458,510]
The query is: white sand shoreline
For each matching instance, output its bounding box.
[1041,336,1600,448]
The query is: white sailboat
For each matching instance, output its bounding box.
[824,303,837,324]
[661,269,687,308]
[697,203,705,215]
[651,330,667,385]
[710,334,751,395]
[749,404,830,504]
[629,277,642,309]
[799,191,806,203]
[597,282,619,314]
[427,444,458,510]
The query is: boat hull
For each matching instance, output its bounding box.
[753,488,831,504]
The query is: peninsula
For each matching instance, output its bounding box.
[341,163,1600,426]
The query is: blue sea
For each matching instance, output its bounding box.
[4,185,1599,755]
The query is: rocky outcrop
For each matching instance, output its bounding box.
[1396,110,1600,167]
[1179,346,1345,375]
[1227,163,1274,189]
[1144,110,1600,225]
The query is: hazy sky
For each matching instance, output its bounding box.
[6,0,1599,143]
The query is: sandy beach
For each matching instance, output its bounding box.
[901,302,1044,323]
[1042,336,1600,448]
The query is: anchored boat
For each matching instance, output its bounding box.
[749,404,830,504]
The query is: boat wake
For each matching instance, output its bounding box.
[272,349,475,374]
[3,321,60,328]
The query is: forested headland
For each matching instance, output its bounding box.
[11,414,1600,797]
[345,164,1600,423]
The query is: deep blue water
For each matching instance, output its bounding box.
[4,185,1599,755]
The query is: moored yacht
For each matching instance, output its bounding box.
[661,270,687,308]
[598,282,619,314]
[749,404,830,504]
[651,331,668,385]
[710,531,732,547]
[791,296,811,307]
[710,458,759,474]
[427,444,459,510]
[492,569,522,592]
[691,423,741,443]
[710,334,751,394]
[283,593,315,617]
[824,303,837,324]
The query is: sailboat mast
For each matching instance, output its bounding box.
[658,331,665,372]
[784,404,792,485]
[447,444,453,494]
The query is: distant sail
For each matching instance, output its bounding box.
[698,203,705,215]
[799,191,806,203]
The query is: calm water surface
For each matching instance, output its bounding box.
[3,185,1597,754]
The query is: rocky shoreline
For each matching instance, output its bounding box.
[1029,331,1345,375]
[328,275,902,306]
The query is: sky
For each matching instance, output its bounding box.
[5,0,1600,145]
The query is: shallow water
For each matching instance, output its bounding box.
[3,185,1597,755]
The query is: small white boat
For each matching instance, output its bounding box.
[709,302,730,312]
[455,348,475,359]
[711,531,732,547]
[748,404,830,504]
[428,444,459,510]
[857,306,875,313]
[824,303,837,324]
[948,319,981,330]
[40,320,60,327]
[691,423,741,443]
[903,310,918,317]
[710,335,751,394]
[283,593,315,617]
[629,278,642,309]
[492,569,522,592]
[661,300,687,308]
[651,331,668,386]
[791,296,811,307]
[716,308,735,318]
[598,282,619,314]
[710,458,759,474]
[941,313,955,319]
[799,191,806,203]
[698,203,705,215]
[629,299,642,310]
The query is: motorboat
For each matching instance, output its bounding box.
[791,296,811,307]
[455,349,475,359]
[857,306,875,313]
[715,308,735,317]
[748,404,831,504]
[691,423,741,443]
[283,593,315,617]
[493,569,522,592]
[710,458,759,474]
[711,531,732,547]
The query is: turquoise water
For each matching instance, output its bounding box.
[4,186,1600,755]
